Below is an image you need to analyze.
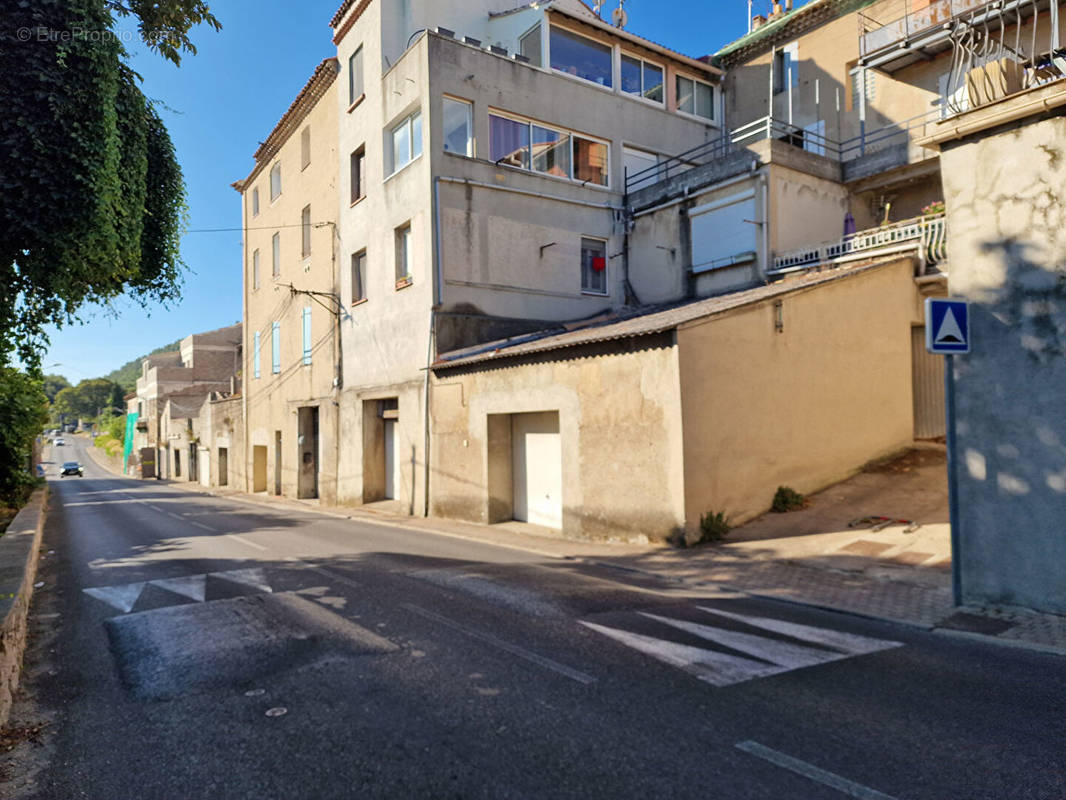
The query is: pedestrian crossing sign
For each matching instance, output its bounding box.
[925,298,970,354]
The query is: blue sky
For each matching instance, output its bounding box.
[43,0,757,383]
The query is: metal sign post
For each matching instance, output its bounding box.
[926,298,970,607]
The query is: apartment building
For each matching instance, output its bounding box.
[233,59,341,503]
[329,0,724,514]
[131,324,242,481]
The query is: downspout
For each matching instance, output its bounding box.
[423,177,444,517]
[332,221,342,505]
[760,170,770,281]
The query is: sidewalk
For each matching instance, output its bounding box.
[85,441,1066,656]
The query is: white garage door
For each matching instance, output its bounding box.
[689,189,757,274]
[512,411,562,530]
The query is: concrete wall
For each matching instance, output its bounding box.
[938,113,1066,614]
[430,337,686,542]
[240,68,340,504]
[676,258,919,530]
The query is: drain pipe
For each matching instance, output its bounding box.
[760,170,770,280]
[422,177,445,517]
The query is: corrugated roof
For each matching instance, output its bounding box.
[233,58,339,192]
[433,259,898,370]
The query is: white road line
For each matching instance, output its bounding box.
[641,613,846,670]
[580,620,779,686]
[84,583,147,613]
[152,575,207,602]
[698,607,903,656]
[735,741,899,800]
[404,604,596,685]
[228,534,268,551]
[190,521,216,532]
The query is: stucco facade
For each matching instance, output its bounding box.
[235,60,341,503]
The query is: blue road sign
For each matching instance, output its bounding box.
[925,298,970,354]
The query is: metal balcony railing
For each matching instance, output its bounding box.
[769,213,947,274]
[859,0,989,57]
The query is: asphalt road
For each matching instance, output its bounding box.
[14,437,1066,799]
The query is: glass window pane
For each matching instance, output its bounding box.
[443,99,471,156]
[696,81,714,120]
[520,25,541,67]
[489,114,530,169]
[643,63,664,102]
[270,163,281,200]
[349,46,363,103]
[581,238,607,294]
[573,137,608,186]
[392,120,410,171]
[411,113,422,158]
[676,76,694,114]
[531,125,570,178]
[272,232,280,275]
[550,26,612,87]
[621,55,642,96]
[352,252,365,302]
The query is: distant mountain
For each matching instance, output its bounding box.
[105,339,182,393]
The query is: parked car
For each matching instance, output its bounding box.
[60,462,83,477]
[54,438,65,446]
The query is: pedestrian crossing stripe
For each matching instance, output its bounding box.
[84,568,272,613]
[580,607,901,687]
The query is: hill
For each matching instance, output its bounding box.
[105,339,183,393]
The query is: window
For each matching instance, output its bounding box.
[443,97,473,157]
[301,205,311,258]
[349,46,364,105]
[774,45,799,94]
[251,187,259,217]
[350,146,365,204]
[624,146,660,191]
[300,126,311,170]
[252,249,260,290]
[581,237,608,295]
[253,331,261,379]
[489,112,609,187]
[519,24,541,67]
[395,224,411,283]
[676,75,715,121]
[271,322,281,374]
[388,112,422,175]
[621,55,663,103]
[550,26,612,87]
[272,232,280,276]
[269,162,281,200]
[302,307,312,365]
[351,250,366,303]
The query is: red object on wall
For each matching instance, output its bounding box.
[591,256,607,272]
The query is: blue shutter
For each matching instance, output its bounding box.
[271,322,281,374]
[302,306,312,365]
[253,331,261,379]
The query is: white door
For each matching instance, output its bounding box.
[512,412,562,529]
[384,420,399,500]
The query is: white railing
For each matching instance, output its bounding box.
[859,0,989,56]
[770,214,947,274]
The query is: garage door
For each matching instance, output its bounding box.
[512,411,562,529]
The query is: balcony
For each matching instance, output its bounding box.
[769,213,947,275]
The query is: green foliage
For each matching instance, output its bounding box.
[52,378,121,420]
[771,486,808,513]
[104,412,126,443]
[42,374,71,404]
[0,0,218,367]
[0,368,49,505]
[696,511,732,545]
[105,338,181,391]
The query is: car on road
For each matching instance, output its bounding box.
[54,438,65,447]
[60,461,83,477]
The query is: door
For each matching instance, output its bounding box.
[218,447,228,487]
[297,407,319,499]
[252,445,267,492]
[274,431,282,495]
[383,420,399,500]
[512,411,562,530]
[912,326,946,438]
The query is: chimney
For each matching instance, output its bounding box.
[752,13,767,29]
[770,1,782,18]
[785,0,793,10]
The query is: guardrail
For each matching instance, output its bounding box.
[859,0,989,57]
[770,214,947,274]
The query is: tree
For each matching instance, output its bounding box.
[42,374,72,404]
[52,379,121,420]
[0,368,48,504]
[0,0,220,367]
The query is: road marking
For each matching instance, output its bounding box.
[580,608,902,687]
[735,741,899,800]
[84,582,147,614]
[228,534,268,551]
[697,607,903,656]
[190,521,216,532]
[83,569,272,613]
[152,575,207,602]
[403,603,596,685]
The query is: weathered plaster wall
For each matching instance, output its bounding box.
[939,114,1066,613]
[430,339,686,542]
[677,259,917,530]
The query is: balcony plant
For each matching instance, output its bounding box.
[921,201,945,216]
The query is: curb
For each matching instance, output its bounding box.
[0,485,49,727]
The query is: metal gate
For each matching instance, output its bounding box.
[912,325,946,439]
